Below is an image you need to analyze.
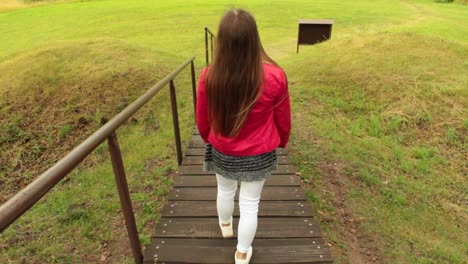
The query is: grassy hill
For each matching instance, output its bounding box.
[0,0,466,263]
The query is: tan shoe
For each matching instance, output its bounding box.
[235,247,252,264]
[219,217,233,238]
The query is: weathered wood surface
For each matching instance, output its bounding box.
[178,164,295,175]
[143,129,333,263]
[144,239,333,264]
[182,155,291,165]
[160,201,314,217]
[185,147,288,156]
[145,238,333,264]
[168,187,306,201]
[173,175,301,187]
[153,218,323,238]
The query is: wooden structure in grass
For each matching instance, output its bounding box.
[297,19,333,53]
[142,129,333,264]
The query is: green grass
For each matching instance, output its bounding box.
[1,0,467,263]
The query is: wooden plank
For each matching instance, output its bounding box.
[143,238,333,263]
[189,138,205,146]
[192,134,203,141]
[185,147,288,156]
[188,140,209,148]
[150,237,328,246]
[178,165,295,176]
[173,175,301,187]
[160,201,313,217]
[182,155,291,165]
[189,140,291,151]
[154,218,322,238]
[168,187,307,201]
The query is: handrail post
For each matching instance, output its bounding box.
[107,132,143,264]
[190,61,197,121]
[205,27,209,66]
[169,80,183,165]
[210,35,214,62]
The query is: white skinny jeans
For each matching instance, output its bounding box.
[216,173,265,253]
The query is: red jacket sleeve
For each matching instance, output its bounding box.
[196,68,210,143]
[274,70,291,148]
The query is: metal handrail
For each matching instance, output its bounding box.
[0,56,197,264]
[204,27,215,66]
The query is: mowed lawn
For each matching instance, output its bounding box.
[0,0,466,263]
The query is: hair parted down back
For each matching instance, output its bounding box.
[205,8,278,137]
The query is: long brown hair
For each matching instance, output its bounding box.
[206,9,278,137]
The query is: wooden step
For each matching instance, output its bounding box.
[178,165,295,176]
[143,238,333,263]
[160,201,313,218]
[168,187,307,201]
[173,175,301,187]
[154,218,322,238]
[182,155,291,165]
[185,146,288,156]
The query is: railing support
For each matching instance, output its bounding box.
[107,132,143,264]
[190,61,197,121]
[210,35,214,61]
[169,80,183,165]
[205,27,209,67]
[204,27,215,66]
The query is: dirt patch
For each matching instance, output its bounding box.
[316,160,382,263]
[82,217,132,264]
[104,229,132,264]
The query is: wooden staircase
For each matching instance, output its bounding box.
[142,129,333,263]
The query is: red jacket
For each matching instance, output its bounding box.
[196,63,291,156]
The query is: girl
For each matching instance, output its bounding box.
[196,9,290,264]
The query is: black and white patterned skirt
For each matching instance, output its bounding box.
[203,143,277,182]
